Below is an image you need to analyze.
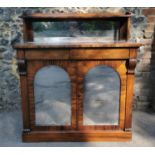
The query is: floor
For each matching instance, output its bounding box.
[0,110,155,147]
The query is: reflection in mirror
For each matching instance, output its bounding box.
[84,66,120,125]
[34,66,71,126]
[33,20,120,43]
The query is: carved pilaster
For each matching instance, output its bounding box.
[127,58,137,74]
[18,59,27,75]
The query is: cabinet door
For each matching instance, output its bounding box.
[77,60,127,130]
[27,60,77,130]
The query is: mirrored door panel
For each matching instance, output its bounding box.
[83,65,120,125]
[34,65,71,126]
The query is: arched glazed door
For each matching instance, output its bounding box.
[34,65,71,126]
[27,61,77,130]
[76,61,127,130]
[83,65,120,126]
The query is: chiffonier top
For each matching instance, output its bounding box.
[14,41,142,49]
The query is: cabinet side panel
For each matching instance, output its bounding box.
[17,50,31,131]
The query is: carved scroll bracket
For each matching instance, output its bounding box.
[17,59,27,75]
[126,58,137,74]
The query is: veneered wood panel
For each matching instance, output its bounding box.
[70,49,129,59]
[25,49,129,60]
[25,50,70,60]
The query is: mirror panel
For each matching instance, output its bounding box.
[33,20,121,42]
[34,66,71,126]
[83,66,120,125]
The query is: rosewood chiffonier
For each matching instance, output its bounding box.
[14,13,142,142]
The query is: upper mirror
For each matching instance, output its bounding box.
[33,20,121,42]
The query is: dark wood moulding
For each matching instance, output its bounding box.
[21,12,132,20]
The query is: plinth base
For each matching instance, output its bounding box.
[22,130,132,142]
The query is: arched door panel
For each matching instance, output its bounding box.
[34,66,71,126]
[77,61,127,130]
[84,65,120,125]
[27,60,77,129]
